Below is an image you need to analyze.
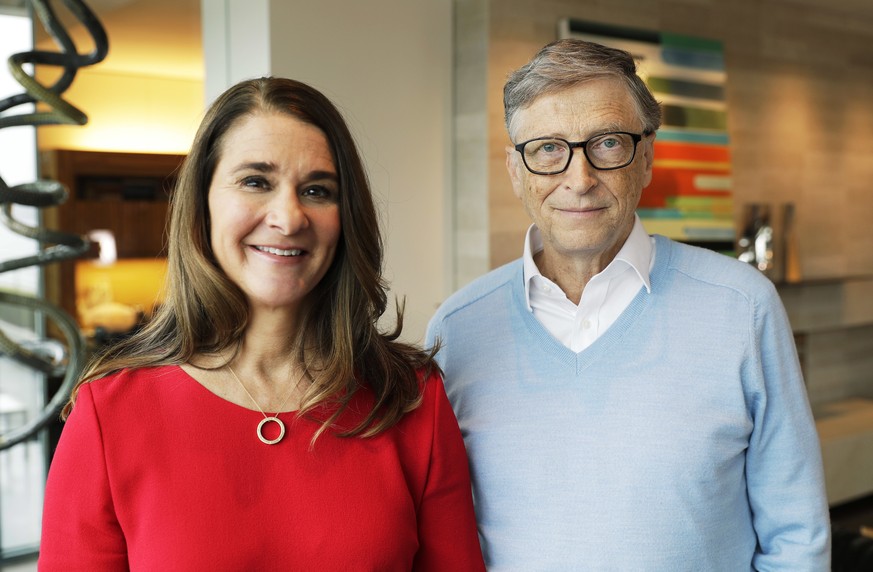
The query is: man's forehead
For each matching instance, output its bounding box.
[513,80,639,138]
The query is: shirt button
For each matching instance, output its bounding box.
[582,319,592,329]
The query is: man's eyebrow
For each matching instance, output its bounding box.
[596,122,638,134]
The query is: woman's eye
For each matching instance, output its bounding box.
[241,176,269,189]
[302,185,336,201]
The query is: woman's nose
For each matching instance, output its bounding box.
[265,191,309,235]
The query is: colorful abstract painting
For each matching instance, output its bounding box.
[560,20,734,251]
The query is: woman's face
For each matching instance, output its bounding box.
[207,112,341,316]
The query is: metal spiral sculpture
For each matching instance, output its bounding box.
[0,0,108,449]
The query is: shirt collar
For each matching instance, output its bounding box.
[522,214,654,310]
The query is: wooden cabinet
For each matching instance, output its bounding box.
[39,150,185,325]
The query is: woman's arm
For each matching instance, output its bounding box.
[39,382,128,571]
[412,374,485,572]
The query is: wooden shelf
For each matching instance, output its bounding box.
[39,149,185,328]
[776,275,873,288]
[815,398,873,505]
[778,277,873,335]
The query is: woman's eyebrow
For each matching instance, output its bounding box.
[231,161,277,174]
[304,170,339,182]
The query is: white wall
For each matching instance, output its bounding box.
[202,0,453,343]
[202,0,270,103]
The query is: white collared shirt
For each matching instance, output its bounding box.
[523,215,655,352]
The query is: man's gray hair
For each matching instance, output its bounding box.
[504,39,662,140]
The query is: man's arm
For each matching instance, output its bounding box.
[746,286,831,570]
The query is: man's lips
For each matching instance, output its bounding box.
[555,205,606,213]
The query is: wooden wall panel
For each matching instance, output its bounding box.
[464,0,873,408]
[39,150,184,326]
[485,0,873,279]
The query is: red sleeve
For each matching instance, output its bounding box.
[412,373,485,571]
[39,382,129,571]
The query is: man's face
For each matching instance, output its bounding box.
[505,78,655,271]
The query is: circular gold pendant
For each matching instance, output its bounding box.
[257,416,286,445]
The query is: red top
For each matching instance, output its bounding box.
[39,366,484,571]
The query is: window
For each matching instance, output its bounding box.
[0,8,46,560]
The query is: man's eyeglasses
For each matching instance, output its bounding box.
[513,131,646,175]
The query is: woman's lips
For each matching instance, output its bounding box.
[253,245,304,257]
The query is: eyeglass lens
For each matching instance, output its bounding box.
[522,133,637,173]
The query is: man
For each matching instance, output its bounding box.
[426,39,830,570]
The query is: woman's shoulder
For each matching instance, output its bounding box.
[417,366,447,402]
[79,364,184,400]
[390,367,466,476]
[396,367,453,429]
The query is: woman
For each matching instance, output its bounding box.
[39,77,485,571]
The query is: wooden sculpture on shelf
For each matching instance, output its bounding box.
[0,0,108,449]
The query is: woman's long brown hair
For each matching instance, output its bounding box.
[63,77,437,440]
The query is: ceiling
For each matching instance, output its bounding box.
[21,0,203,79]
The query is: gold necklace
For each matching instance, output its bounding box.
[227,364,300,445]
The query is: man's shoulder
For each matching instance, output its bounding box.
[656,235,776,296]
[430,259,522,324]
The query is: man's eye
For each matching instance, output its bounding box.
[531,141,565,155]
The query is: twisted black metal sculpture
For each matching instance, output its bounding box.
[0,0,108,449]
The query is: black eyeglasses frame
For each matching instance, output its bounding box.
[513,131,648,175]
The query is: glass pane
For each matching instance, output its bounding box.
[0,10,44,558]
[0,330,46,555]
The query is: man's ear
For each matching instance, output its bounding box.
[641,131,656,188]
[506,146,524,200]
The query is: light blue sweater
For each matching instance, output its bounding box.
[426,235,830,571]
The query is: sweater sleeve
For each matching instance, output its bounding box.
[746,286,831,570]
[412,374,485,572]
[39,382,128,571]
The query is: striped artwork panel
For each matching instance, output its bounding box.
[646,76,725,101]
[561,19,735,250]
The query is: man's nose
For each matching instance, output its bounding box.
[562,149,598,191]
